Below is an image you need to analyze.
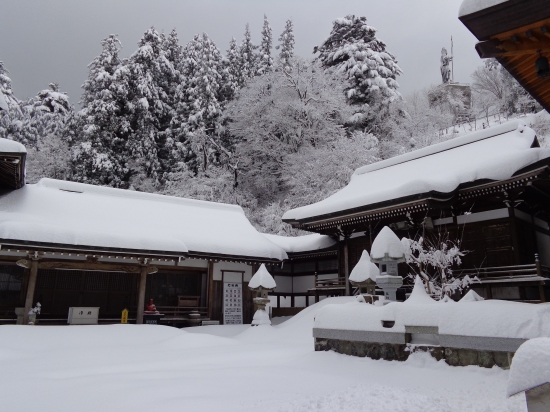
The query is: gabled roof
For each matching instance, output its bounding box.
[283,119,550,225]
[0,178,287,262]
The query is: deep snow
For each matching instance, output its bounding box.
[0,297,526,412]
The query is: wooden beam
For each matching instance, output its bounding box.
[22,259,38,325]
[476,37,550,58]
[38,260,143,273]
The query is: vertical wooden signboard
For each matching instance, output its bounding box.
[223,282,242,324]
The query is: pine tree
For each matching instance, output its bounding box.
[126,27,181,183]
[72,34,132,187]
[239,24,258,80]
[258,15,273,75]
[0,61,27,143]
[175,33,225,172]
[314,15,402,106]
[222,37,242,98]
[276,19,295,71]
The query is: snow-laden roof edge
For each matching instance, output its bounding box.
[262,233,336,254]
[459,0,510,17]
[0,138,26,154]
[353,120,522,177]
[37,178,245,215]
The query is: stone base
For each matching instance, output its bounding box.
[314,338,513,369]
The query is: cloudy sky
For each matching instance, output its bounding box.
[1,0,481,105]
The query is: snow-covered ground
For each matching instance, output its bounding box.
[0,297,526,412]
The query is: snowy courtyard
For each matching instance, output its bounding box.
[0,298,527,412]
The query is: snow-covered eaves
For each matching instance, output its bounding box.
[0,138,26,154]
[262,233,336,254]
[459,0,509,17]
[283,120,550,224]
[0,179,288,262]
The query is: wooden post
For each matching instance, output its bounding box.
[207,261,214,319]
[136,265,148,325]
[23,259,39,325]
[535,254,546,302]
[344,237,350,296]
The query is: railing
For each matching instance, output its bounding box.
[155,306,208,318]
[453,257,550,283]
[313,275,346,289]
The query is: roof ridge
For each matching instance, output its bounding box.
[353,120,524,177]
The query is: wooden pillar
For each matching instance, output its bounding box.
[536,254,546,302]
[207,261,214,319]
[136,266,148,325]
[508,207,521,265]
[23,259,39,325]
[344,237,350,296]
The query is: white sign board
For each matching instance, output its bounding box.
[223,282,242,325]
[68,307,100,325]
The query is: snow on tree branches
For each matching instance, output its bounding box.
[314,15,402,106]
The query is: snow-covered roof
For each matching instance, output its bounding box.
[0,138,26,153]
[248,264,277,290]
[262,233,336,254]
[283,120,549,222]
[349,250,379,283]
[459,0,509,17]
[507,337,550,396]
[371,226,406,261]
[0,92,8,112]
[315,299,550,340]
[0,178,287,260]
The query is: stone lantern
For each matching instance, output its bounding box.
[370,226,406,301]
[248,264,277,326]
[349,250,379,302]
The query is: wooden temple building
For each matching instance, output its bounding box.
[282,119,550,303]
[0,141,287,325]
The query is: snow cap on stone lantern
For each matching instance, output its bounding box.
[249,264,276,326]
[249,264,277,291]
[371,226,405,301]
[371,226,407,264]
[349,250,379,284]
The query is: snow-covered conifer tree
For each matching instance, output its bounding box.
[239,24,258,80]
[175,33,225,172]
[221,37,242,99]
[314,15,402,106]
[72,34,132,187]
[0,61,27,143]
[258,15,273,75]
[276,19,295,71]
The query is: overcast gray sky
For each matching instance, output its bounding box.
[0,0,480,106]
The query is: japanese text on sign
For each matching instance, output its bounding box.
[223,282,242,325]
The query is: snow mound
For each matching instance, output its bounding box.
[349,250,379,283]
[371,226,405,260]
[507,337,550,396]
[405,276,436,305]
[249,264,276,290]
[460,290,484,302]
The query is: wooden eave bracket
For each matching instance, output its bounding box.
[476,31,550,58]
